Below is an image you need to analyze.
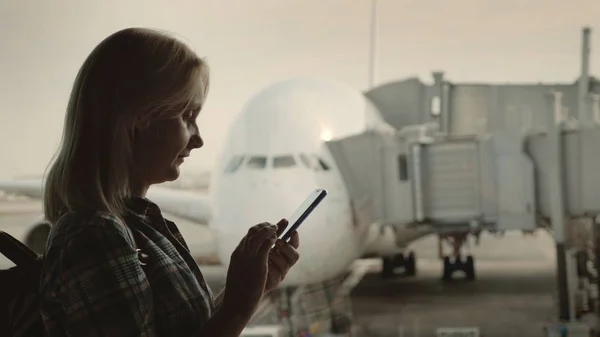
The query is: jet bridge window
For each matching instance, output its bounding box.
[224,155,245,173]
[398,154,408,181]
[273,155,297,168]
[247,156,267,169]
[299,153,313,168]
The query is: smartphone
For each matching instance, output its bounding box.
[278,188,328,243]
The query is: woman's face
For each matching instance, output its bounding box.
[132,95,204,190]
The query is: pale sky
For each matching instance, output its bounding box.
[1,0,598,179]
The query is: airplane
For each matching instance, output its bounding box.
[0,76,434,287]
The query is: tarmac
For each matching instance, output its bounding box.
[350,231,557,337]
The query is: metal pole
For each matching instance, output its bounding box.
[432,71,446,133]
[442,82,451,134]
[367,0,378,90]
[578,27,592,125]
[592,214,600,328]
[591,94,600,124]
[566,247,578,320]
[546,90,571,321]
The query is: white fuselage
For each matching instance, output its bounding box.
[206,77,389,286]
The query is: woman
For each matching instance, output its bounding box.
[39,27,300,337]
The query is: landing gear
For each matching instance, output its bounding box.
[439,232,477,281]
[381,251,417,278]
[442,255,475,281]
[270,278,355,336]
[330,312,353,335]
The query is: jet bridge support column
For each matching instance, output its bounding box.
[432,71,450,134]
[546,90,571,321]
[594,217,600,316]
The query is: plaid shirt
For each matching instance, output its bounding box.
[39,197,216,337]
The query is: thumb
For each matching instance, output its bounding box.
[275,218,289,237]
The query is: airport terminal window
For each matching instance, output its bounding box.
[398,154,408,181]
[273,155,297,168]
[299,153,313,168]
[247,156,267,169]
[224,155,245,173]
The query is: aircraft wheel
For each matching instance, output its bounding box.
[381,256,395,279]
[405,252,416,276]
[442,256,453,281]
[465,255,476,280]
[330,312,352,334]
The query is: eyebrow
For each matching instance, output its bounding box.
[193,99,205,108]
[183,102,202,113]
[189,104,203,119]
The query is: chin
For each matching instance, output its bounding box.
[164,166,181,182]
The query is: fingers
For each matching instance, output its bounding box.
[289,230,300,249]
[250,223,277,253]
[268,252,288,275]
[248,223,276,239]
[258,234,277,258]
[240,223,277,255]
[275,218,288,237]
[247,222,271,236]
[274,239,300,265]
[241,221,296,259]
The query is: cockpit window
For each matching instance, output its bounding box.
[313,154,331,171]
[247,156,267,169]
[273,155,297,168]
[298,153,312,168]
[224,155,245,173]
[317,158,331,171]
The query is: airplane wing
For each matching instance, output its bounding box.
[0,178,213,225]
[0,178,45,199]
[145,186,213,225]
[160,210,221,263]
[0,179,223,274]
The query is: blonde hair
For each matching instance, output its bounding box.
[44,27,210,224]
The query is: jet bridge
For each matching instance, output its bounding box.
[527,126,600,218]
[325,126,537,233]
[326,118,600,288]
[338,26,600,326]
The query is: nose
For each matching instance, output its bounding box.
[189,128,203,149]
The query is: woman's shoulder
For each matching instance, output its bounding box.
[47,211,132,249]
[40,211,142,298]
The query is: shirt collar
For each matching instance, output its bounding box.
[125,196,159,218]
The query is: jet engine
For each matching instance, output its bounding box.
[21,214,50,254]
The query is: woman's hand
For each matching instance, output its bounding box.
[264,219,300,294]
[222,222,278,318]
